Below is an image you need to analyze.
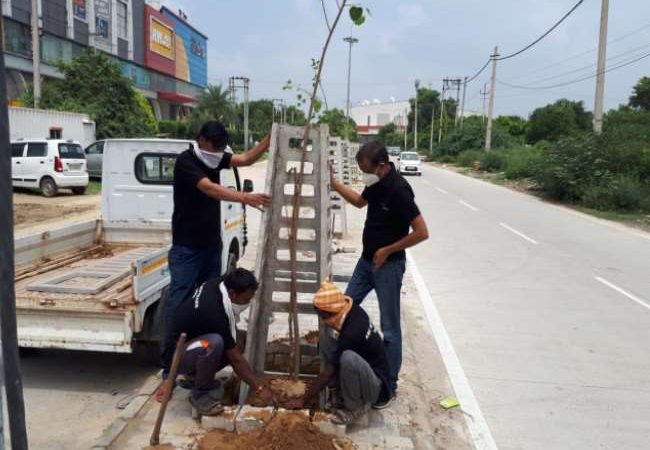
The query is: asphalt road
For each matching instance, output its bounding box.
[407,164,650,450]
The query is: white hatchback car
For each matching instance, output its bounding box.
[11,139,89,197]
[398,151,422,176]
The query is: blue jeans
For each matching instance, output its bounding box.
[163,244,221,374]
[345,257,406,392]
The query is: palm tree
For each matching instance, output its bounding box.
[189,84,235,133]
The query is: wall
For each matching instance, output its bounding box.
[11,0,30,24]
[131,0,144,64]
[9,106,97,147]
[160,6,207,88]
[42,0,67,37]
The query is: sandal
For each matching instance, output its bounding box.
[332,405,370,425]
[189,393,225,418]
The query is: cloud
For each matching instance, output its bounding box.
[397,3,430,28]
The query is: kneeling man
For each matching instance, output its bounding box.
[289,281,393,424]
[160,268,272,415]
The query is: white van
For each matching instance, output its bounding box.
[13,139,250,357]
[11,139,89,197]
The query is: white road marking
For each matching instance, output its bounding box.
[595,276,650,311]
[436,187,449,194]
[459,200,479,212]
[499,222,539,245]
[407,251,498,450]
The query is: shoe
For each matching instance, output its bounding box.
[372,395,395,410]
[332,405,370,425]
[189,392,224,417]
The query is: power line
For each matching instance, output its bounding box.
[467,59,491,83]
[497,49,650,90]
[503,42,650,87]
[506,20,650,81]
[497,0,586,61]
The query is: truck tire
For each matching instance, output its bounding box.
[226,244,239,274]
[72,186,86,195]
[40,177,58,197]
[133,287,168,366]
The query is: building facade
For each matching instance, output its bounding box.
[2,0,208,120]
[349,100,410,143]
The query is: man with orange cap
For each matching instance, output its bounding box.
[288,281,392,424]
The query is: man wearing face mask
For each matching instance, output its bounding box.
[330,141,429,407]
[159,268,274,415]
[165,121,271,378]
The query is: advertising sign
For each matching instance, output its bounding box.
[160,7,208,88]
[73,0,86,20]
[94,0,111,43]
[150,17,175,60]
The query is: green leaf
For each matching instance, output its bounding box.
[349,6,365,26]
[313,98,323,113]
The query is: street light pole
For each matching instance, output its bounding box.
[414,79,420,150]
[31,0,41,107]
[344,36,358,139]
[593,0,609,134]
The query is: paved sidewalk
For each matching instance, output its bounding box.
[102,196,472,450]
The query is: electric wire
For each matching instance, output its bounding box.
[496,0,587,61]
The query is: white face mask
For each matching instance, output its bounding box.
[193,145,223,169]
[231,302,250,317]
[362,172,381,187]
[224,145,233,154]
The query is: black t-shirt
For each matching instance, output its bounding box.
[161,278,236,370]
[321,304,392,402]
[172,149,233,248]
[361,164,421,261]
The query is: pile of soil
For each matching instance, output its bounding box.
[198,412,353,450]
[248,377,312,409]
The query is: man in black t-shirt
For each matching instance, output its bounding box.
[158,268,273,415]
[331,141,429,405]
[165,121,271,376]
[288,282,391,425]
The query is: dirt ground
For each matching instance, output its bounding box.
[12,190,101,235]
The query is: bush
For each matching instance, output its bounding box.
[457,150,483,168]
[503,147,541,179]
[582,185,616,210]
[611,176,642,211]
[480,150,507,172]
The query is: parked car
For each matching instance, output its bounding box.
[387,146,402,157]
[11,139,89,197]
[398,151,422,176]
[85,140,105,179]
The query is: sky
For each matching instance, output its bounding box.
[161,0,650,118]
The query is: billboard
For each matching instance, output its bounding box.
[73,0,86,20]
[161,7,208,88]
[144,6,176,77]
[94,0,112,52]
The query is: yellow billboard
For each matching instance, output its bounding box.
[150,17,175,60]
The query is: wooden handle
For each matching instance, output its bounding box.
[150,332,187,446]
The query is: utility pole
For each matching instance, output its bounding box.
[453,79,462,127]
[403,109,409,151]
[344,36,359,135]
[485,46,499,152]
[429,104,435,154]
[481,82,488,124]
[459,76,468,128]
[272,99,286,124]
[1,3,29,445]
[438,81,446,144]
[31,0,41,107]
[414,79,420,150]
[593,0,609,134]
[229,76,251,150]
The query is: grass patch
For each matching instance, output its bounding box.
[574,206,650,231]
[86,181,102,195]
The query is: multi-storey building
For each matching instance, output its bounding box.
[2,0,208,120]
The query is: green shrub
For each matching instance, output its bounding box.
[610,176,642,211]
[640,185,650,212]
[457,150,483,168]
[503,147,541,179]
[480,150,507,172]
[582,184,616,210]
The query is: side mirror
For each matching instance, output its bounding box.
[243,179,254,193]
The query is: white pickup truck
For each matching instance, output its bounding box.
[13,139,250,359]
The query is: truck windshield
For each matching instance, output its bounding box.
[59,143,85,159]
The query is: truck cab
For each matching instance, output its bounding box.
[14,139,249,357]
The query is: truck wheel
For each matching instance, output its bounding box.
[133,340,162,366]
[133,288,167,366]
[40,177,58,197]
[227,250,238,273]
[72,187,86,195]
